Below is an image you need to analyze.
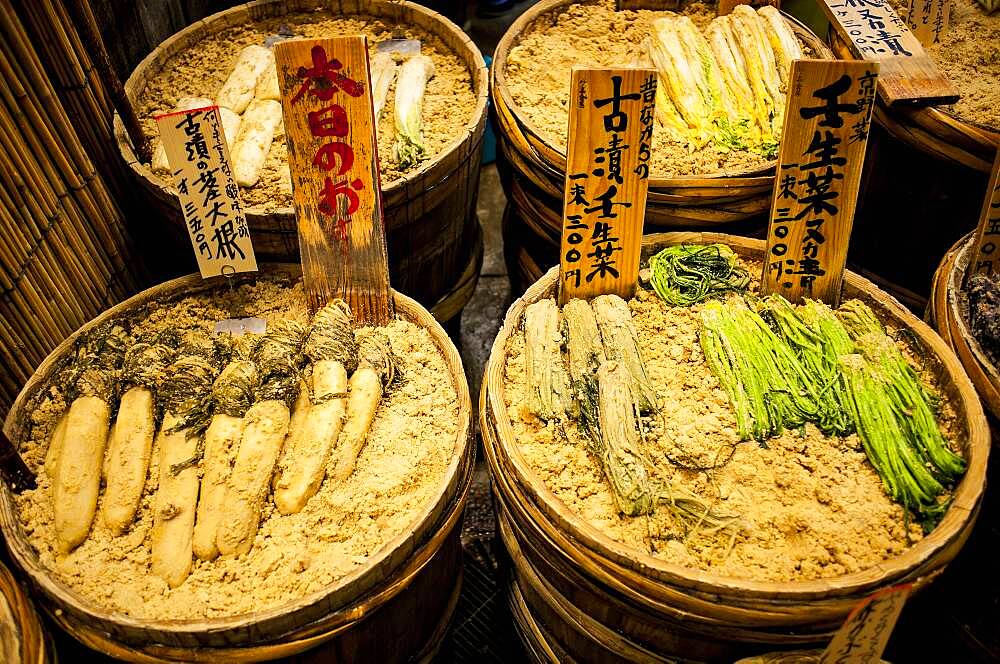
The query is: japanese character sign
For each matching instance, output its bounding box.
[558,67,656,304]
[274,36,392,324]
[763,60,878,306]
[155,105,258,279]
[817,0,957,106]
[819,584,911,663]
[966,150,1000,281]
[906,0,951,47]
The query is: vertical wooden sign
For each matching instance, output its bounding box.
[906,0,951,47]
[964,149,1000,282]
[274,36,393,324]
[558,67,656,305]
[819,584,911,663]
[817,0,958,106]
[762,60,879,306]
[155,105,258,279]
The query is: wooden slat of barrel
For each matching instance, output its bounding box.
[480,232,989,661]
[113,0,488,321]
[0,560,50,664]
[0,266,474,660]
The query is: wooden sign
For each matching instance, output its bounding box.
[819,584,911,663]
[762,60,878,306]
[817,0,958,106]
[906,0,951,46]
[155,106,258,279]
[558,68,656,305]
[964,149,1000,282]
[274,36,393,324]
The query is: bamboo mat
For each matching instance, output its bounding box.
[0,0,141,413]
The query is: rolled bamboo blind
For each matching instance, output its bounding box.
[0,0,142,412]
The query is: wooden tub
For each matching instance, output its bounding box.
[482,232,989,662]
[1,267,475,662]
[113,0,489,323]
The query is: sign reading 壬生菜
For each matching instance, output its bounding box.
[558,67,656,305]
[762,59,878,306]
[906,0,951,46]
[965,149,1000,281]
[274,36,392,324]
[155,105,258,279]
[817,0,957,106]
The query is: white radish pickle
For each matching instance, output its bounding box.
[274,301,358,514]
[217,45,274,114]
[217,320,307,557]
[150,333,225,588]
[330,331,395,483]
[231,99,283,188]
[53,324,129,554]
[192,336,260,561]
[101,331,178,535]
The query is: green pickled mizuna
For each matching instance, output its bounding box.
[648,243,750,307]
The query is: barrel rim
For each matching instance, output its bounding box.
[483,231,989,600]
[113,0,489,218]
[0,264,474,639]
[489,0,834,187]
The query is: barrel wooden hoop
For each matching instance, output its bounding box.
[1,265,474,653]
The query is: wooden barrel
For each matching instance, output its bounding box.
[927,234,1000,421]
[0,559,51,663]
[113,0,489,323]
[0,266,474,662]
[492,0,833,296]
[481,232,989,662]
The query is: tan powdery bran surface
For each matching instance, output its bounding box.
[502,283,967,582]
[16,279,460,620]
[910,0,1000,128]
[504,0,813,178]
[138,11,477,213]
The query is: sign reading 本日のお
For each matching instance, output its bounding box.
[274,36,392,324]
[156,105,258,279]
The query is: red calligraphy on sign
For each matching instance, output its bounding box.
[313,142,354,175]
[319,177,364,241]
[308,104,349,137]
[292,45,364,103]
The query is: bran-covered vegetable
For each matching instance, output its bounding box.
[506,244,966,581]
[13,278,461,619]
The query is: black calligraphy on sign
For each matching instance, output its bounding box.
[560,68,655,302]
[562,75,641,289]
[634,75,656,180]
[290,44,366,248]
[767,68,875,296]
[159,107,257,277]
[819,585,911,664]
[971,170,1000,276]
[827,0,913,58]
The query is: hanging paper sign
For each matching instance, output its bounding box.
[819,584,911,663]
[965,149,1000,281]
[558,67,656,305]
[762,59,879,306]
[817,0,957,106]
[155,106,258,279]
[274,36,392,324]
[906,0,951,46]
